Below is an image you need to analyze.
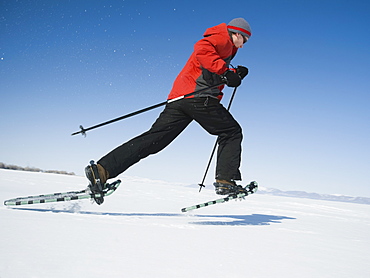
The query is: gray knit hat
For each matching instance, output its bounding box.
[227,18,252,38]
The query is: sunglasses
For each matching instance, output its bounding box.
[236,33,248,44]
[242,35,248,44]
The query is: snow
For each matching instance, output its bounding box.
[1,169,369,278]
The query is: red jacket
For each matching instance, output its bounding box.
[167,23,238,100]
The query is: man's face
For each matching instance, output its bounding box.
[232,33,248,49]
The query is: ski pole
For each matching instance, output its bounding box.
[198,86,238,192]
[71,83,224,136]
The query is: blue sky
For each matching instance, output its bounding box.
[1,0,369,197]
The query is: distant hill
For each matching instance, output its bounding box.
[0,162,75,176]
[257,187,370,205]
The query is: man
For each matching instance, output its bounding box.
[86,18,252,204]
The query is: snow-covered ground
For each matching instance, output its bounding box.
[1,169,369,278]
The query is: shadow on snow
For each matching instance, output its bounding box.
[9,207,295,226]
[189,214,296,226]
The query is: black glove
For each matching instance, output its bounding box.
[222,70,241,87]
[236,66,249,79]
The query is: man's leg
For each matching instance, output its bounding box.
[98,102,192,178]
[181,98,242,181]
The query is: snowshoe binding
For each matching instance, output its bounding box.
[214,180,258,196]
[85,160,107,205]
[214,180,239,195]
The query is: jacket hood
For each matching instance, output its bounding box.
[203,23,229,38]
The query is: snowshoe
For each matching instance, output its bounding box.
[246,181,258,194]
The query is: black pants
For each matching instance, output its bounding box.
[98,97,242,181]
